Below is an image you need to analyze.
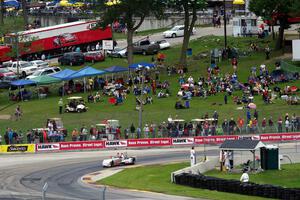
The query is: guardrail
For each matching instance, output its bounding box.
[0,132,299,153]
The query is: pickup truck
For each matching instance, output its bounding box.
[133,40,160,55]
[6,61,37,77]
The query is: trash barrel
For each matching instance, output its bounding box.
[187,48,192,56]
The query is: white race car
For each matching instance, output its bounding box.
[102,155,136,167]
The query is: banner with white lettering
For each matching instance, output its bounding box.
[172,138,194,145]
[105,140,127,148]
[59,141,105,151]
[36,143,60,151]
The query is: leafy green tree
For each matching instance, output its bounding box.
[0,0,4,25]
[99,0,166,64]
[249,0,295,49]
[168,0,207,67]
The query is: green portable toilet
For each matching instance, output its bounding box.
[260,145,279,170]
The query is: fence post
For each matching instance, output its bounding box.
[42,182,48,200]
[101,186,107,200]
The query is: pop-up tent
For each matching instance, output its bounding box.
[128,62,155,69]
[4,0,20,8]
[66,66,106,92]
[10,79,36,86]
[31,75,61,85]
[51,69,76,81]
[67,66,106,79]
[104,66,128,73]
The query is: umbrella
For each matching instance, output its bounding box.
[290,86,298,92]
[248,103,256,109]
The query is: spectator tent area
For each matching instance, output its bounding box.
[219,139,265,171]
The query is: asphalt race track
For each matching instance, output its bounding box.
[1,143,299,200]
[0,147,219,200]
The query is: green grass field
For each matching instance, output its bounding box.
[98,162,269,200]
[205,163,300,188]
[0,35,299,138]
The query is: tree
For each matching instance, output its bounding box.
[249,0,295,49]
[99,0,166,64]
[168,0,207,67]
[0,0,4,25]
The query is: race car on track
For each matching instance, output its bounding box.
[102,154,136,167]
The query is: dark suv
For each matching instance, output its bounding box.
[58,52,84,66]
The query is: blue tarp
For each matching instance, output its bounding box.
[51,69,76,81]
[10,79,36,86]
[104,66,128,73]
[4,0,20,8]
[67,66,106,79]
[128,62,155,69]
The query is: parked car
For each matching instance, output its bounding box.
[84,51,105,63]
[0,76,17,89]
[0,68,15,78]
[58,52,84,66]
[26,67,61,79]
[163,25,196,38]
[133,39,160,55]
[30,60,49,68]
[7,61,38,77]
[107,47,127,58]
[155,40,171,50]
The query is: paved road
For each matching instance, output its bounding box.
[0,147,217,200]
[117,25,233,48]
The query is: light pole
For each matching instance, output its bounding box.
[137,65,148,132]
[223,0,227,50]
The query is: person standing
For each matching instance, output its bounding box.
[285,118,290,132]
[15,105,22,121]
[130,123,135,138]
[231,57,238,73]
[143,124,149,138]
[190,146,196,167]
[136,127,141,139]
[58,98,63,114]
[224,94,228,104]
[278,117,283,133]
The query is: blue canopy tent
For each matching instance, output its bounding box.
[11,79,36,86]
[4,0,20,8]
[104,66,128,73]
[51,69,76,81]
[66,66,106,93]
[10,79,36,101]
[128,62,155,69]
[104,66,128,80]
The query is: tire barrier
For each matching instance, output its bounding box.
[174,173,300,200]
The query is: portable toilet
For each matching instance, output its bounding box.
[260,145,280,170]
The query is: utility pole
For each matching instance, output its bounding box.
[138,66,145,132]
[223,0,227,50]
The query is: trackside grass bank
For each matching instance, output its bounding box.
[0,35,299,139]
[97,163,269,200]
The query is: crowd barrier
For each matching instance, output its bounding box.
[1,132,299,153]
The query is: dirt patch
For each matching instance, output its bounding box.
[0,115,11,120]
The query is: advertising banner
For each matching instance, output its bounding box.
[260,133,300,142]
[105,140,128,148]
[0,144,35,153]
[172,137,194,145]
[36,143,60,151]
[194,135,239,144]
[59,141,105,151]
[127,138,172,147]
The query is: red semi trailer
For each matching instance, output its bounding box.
[0,20,112,63]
